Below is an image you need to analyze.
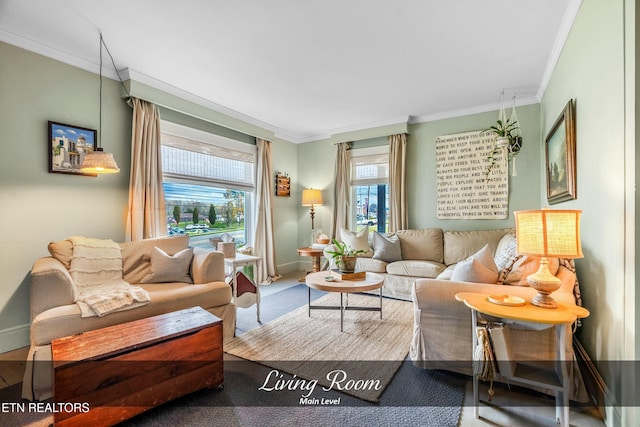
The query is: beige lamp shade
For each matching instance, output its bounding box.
[514,209,583,309]
[302,188,323,206]
[514,209,583,259]
[80,148,120,174]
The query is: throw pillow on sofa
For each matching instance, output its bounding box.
[372,232,402,262]
[494,233,517,271]
[340,227,372,256]
[140,247,194,284]
[451,244,498,284]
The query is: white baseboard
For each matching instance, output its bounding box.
[0,323,30,354]
[277,261,303,276]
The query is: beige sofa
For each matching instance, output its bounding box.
[326,228,514,301]
[327,227,586,400]
[22,235,235,401]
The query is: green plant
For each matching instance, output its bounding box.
[483,118,520,139]
[483,118,523,178]
[324,239,367,262]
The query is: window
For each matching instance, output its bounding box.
[161,121,256,247]
[350,146,389,233]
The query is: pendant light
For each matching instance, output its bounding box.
[80,32,120,174]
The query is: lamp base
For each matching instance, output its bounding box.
[530,291,559,309]
[526,257,561,309]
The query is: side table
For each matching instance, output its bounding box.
[224,254,262,322]
[297,247,325,282]
[455,292,589,427]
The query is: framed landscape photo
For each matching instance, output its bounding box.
[48,121,97,176]
[545,100,576,204]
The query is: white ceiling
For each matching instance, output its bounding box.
[0,0,580,143]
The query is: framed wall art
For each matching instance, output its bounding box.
[545,100,576,204]
[48,121,97,176]
[275,172,291,197]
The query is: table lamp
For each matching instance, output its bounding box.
[302,188,323,245]
[514,209,583,309]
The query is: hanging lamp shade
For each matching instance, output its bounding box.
[80,31,120,175]
[81,147,120,174]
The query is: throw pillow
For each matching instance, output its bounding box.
[340,227,372,257]
[494,233,517,272]
[140,247,194,284]
[48,239,74,269]
[372,232,402,262]
[451,244,499,284]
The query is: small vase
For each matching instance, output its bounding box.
[338,256,357,273]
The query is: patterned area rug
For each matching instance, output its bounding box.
[225,292,413,402]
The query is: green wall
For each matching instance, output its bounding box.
[297,103,542,249]
[0,42,132,351]
[541,0,635,424]
[406,104,541,230]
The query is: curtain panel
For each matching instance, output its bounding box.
[388,133,408,232]
[125,98,167,241]
[254,138,280,284]
[331,142,352,239]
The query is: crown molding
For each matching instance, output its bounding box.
[409,95,540,125]
[0,27,121,81]
[123,68,282,136]
[537,0,583,100]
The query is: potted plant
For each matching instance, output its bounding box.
[325,239,367,273]
[483,118,523,177]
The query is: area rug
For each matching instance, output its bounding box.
[224,292,413,402]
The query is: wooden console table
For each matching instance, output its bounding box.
[455,292,589,427]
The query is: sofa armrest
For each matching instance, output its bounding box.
[192,248,225,284]
[30,257,75,320]
[413,264,578,328]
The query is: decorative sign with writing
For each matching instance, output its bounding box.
[436,130,508,219]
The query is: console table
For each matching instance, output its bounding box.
[455,292,589,427]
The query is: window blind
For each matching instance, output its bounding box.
[161,132,255,192]
[350,151,389,186]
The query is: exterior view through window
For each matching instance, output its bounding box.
[350,146,389,233]
[161,122,255,247]
[354,184,388,233]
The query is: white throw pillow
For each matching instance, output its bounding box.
[451,244,499,284]
[494,233,517,272]
[140,247,194,284]
[340,227,372,257]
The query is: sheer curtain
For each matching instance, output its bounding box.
[330,142,352,239]
[388,133,408,232]
[125,98,166,241]
[254,138,280,284]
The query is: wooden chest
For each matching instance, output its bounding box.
[51,306,223,426]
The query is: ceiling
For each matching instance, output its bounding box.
[0,0,579,143]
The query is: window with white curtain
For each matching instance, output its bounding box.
[160,121,256,247]
[349,145,389,233]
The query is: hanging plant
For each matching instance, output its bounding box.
[483,92,524,178]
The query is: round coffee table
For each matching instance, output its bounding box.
[304,271,384,332]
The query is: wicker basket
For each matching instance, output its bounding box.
[217,242,236,258]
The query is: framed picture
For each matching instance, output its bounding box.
[48,121,97,176]
[545,100,576,204]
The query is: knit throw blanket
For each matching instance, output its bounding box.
[68,236,150,318]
